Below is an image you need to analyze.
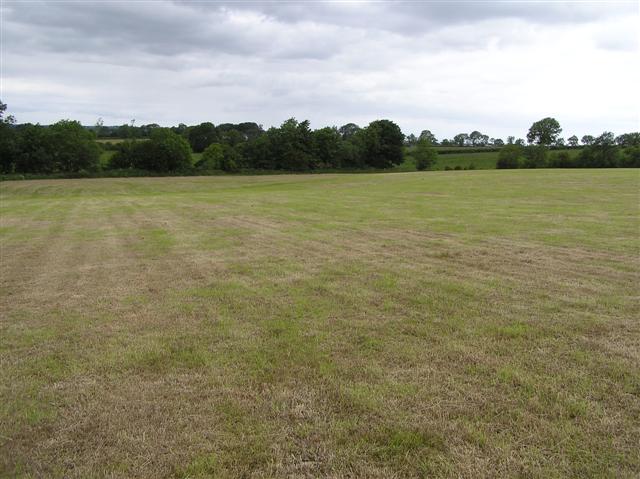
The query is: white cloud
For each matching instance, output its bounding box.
[1,1,638,138]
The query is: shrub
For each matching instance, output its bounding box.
[196,143,224,170]
[414,139,437,171]
[522,145,548,168]
[109,129,192,172]
[496,144,522,169]
[619,146,640,167]
[549,151,575,168]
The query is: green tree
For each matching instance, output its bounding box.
[522,145,548,168]
[313,127,342,168]
[619,146,640,167]
[197,143,225,169]
[361,119,404,168]
[188,122,218,153]
[220,144,241,172]
[0,101,18,173]
[404,133,417,146]
[48,120,101,172]
[469,130,488,146]
[496,144,523,169]
[567,135,579,147]
[615,132,640,147]
[414,139,437,171]
[527,117,562,145]
[581,135,595,146]
[418,130,437,145]
[453,133,468,147]
[338,123,361,140]
[577,132,619,167]
[114,129,192,172]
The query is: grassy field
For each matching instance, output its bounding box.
[428,148,581,171]
[1,170,638,477]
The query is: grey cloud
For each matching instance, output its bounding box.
[1,0,638,138]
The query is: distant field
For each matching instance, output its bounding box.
[430,148,581,171]
[1,170,638,477]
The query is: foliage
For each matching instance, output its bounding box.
[576,132,619,168]
[9,120,100,174]
[548,151,575,168]
[453,133,469,147]
[418,129,437,145]
[522,145,548,168]
[196,143,225,169]
[496,144,523,169]
[567,135,579,147]
[619,146,640,167]
[111,129,192,172]
[615,132,640,147]
[338,123,361,140]
[413,139,437,170]
[361,119,404,168]
[527,117,562,145]
[581,135,595,146]
[188,122,218,153]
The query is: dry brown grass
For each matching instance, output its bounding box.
[1,170,639,477]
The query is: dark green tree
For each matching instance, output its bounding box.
[527,117,562,145]
[577,132,619,167]
[361,119,404,168]
[567,135,579,147]
[188,122,218,153]
[313,127,342,168]
[196,143,225,169]
[0,101,19,173]
[581,135,595,146]
[338,123,361,140]
[418,130,437,145]
[522,145,548,168]
[496,144,523,169]
[453,133,468,147]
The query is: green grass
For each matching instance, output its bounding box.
[429,148,581,170]
[0,169,638,477]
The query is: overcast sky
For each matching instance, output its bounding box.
[1,1,638,139]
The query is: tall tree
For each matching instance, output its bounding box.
[527,117,562,145]
[362,119,404,168]
[453,133,468,147]
[338,123,361,140]
[581,135,595,146]
[188,122,218,153]
[418,130,437,145]
[567,135,579,147]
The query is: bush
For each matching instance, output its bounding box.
[619,146,640,167]
[414,139,437,171]
[109,129,192,172]
[576,132,619,168]
[196,143,224,170]
[522,145,548,168]
[548,151,575,168]
[361,119,404,168]
[496,144,522,169]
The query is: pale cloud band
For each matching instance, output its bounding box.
[1,1,638,139]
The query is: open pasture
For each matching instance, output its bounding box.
[1,170,638,477]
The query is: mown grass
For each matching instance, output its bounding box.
[0,169,638,478]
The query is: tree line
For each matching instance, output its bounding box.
[496,118,639,169]
[1,101,638,176]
